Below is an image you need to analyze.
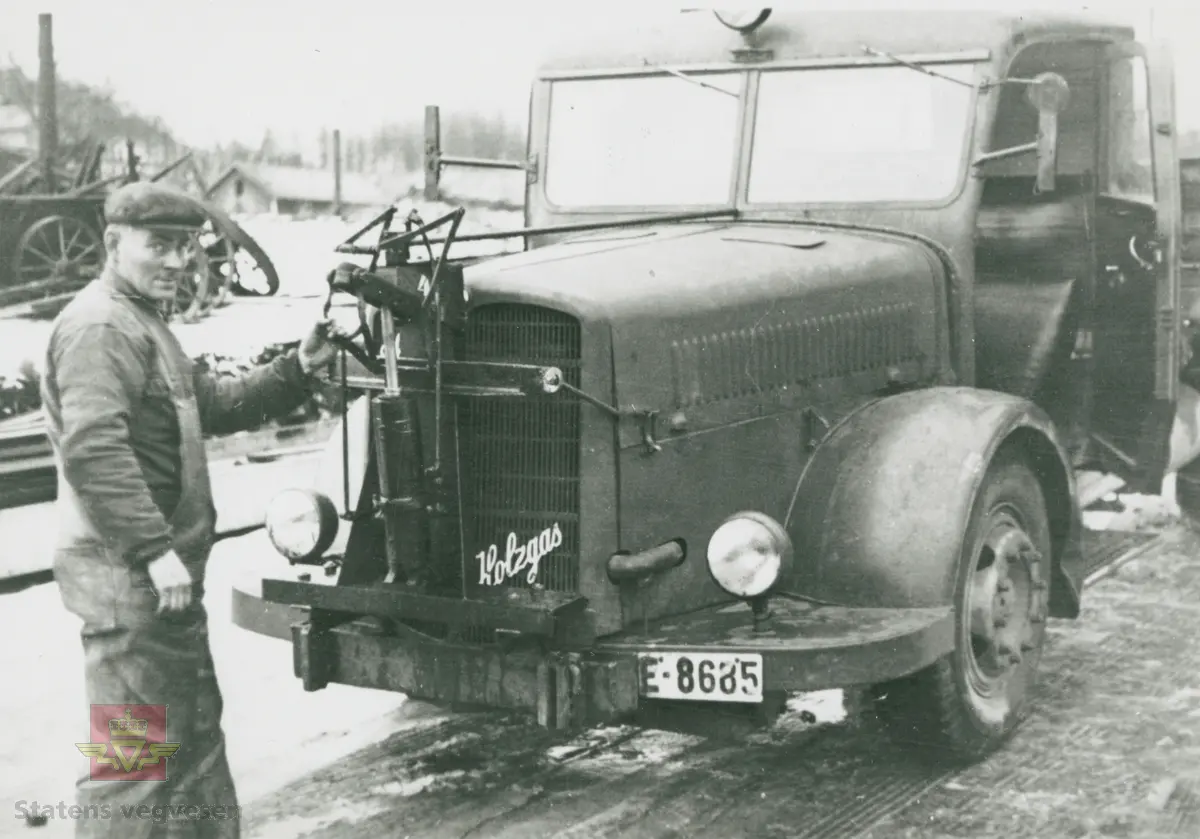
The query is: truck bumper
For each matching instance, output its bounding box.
[231,567,954,730]
[231,572,308,641]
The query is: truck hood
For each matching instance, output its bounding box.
[461,221,943,322]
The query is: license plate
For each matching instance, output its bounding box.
[637,652,763,703]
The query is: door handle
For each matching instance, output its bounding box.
[1129,234,1158,270]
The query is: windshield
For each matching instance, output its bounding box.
[542,62,977,209]
[747,63,976,204]
[544,72,741,207]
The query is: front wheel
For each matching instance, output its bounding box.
[869,448,1052,762]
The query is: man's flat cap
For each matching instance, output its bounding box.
[104,181,209,232]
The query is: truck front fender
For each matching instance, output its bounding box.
[785,387,1083,619]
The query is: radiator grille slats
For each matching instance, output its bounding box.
[458,304,582,593]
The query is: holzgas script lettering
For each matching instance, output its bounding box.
[477,523,564,586]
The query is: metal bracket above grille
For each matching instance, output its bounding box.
[344,359,561,398]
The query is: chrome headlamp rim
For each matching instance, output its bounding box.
[705,510,793,599]
[264,488,339,565]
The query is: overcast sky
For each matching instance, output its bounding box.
[0,1,1196,149]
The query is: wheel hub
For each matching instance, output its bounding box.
[967,514,1049,687]
[54,258,77,279]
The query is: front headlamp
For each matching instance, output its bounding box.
[706,511,793,599]
[265,489,339,564]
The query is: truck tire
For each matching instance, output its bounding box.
[868,446,1052,763]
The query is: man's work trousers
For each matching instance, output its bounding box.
[73,601,240,839]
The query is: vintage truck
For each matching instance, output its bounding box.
[230,10,1187,761]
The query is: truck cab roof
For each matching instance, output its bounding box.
[535,9,1136,76]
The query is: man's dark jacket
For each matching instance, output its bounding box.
[40,277,314,570]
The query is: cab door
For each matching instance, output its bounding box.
[1090,38,1182,493]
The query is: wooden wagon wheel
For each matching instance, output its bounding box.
[201,203,280,297]
[173,238,212,324]
[11,214,104,290]
[199,225,241,309]
[224,239,278,297]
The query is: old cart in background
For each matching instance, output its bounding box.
[0,13,283,561]
[0,142,111,319]
[0,143,280,324]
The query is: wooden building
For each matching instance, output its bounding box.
[204,162,414,217]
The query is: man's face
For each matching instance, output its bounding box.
[104,224,196,302]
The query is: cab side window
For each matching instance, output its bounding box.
[1106,54,1155,204]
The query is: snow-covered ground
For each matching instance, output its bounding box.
[1,527,416,839]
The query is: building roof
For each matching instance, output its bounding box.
[0,104,33,150]
[536,10,1135,75]
[1181,132,1200,162]
[205,162,416,208]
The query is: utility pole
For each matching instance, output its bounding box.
[37,13,57,193]
[332,129,343,216]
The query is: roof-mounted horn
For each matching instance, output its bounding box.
[713,9,772,34]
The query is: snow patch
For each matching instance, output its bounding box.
[569,730,703,773]
[786,689,847,724]
[619,731,706,764]
[544,724,640,762]
[370,770,468,798]
[403,731,485,762]
[245,800,391,839]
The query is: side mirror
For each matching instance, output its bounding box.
[1026,72,1071,193]
[972,71,1071,189]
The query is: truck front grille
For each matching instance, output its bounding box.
[458,304,582,594]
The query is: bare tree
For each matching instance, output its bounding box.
[0,61,178,166]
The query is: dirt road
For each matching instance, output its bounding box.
[8,519,1200,839]
[229,525,1200,839]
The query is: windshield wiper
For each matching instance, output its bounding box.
[641,60,740,98]
[860,45,978,89]
[338,208,742,255]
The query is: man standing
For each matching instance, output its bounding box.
[40,181,343,837]
[1173,318,1200,523]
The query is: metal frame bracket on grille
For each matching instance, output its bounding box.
[637,409,662,453]
[261,579,588,638]
[345,360,563,398]
[551,377,662,453]
[344,357,664,452]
